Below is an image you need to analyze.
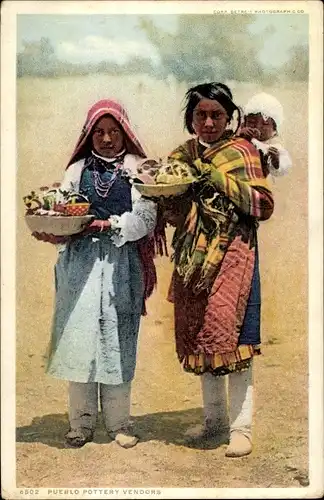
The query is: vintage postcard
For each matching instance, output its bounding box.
[1,0,323,499]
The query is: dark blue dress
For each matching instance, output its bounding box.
[47,160,144,385]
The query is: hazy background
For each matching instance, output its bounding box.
[17,13,308,83]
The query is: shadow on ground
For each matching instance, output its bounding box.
[16,408,229,450]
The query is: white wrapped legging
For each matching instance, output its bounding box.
[68,381,131,432]
[68,364,253,435]
[201,363,253,434]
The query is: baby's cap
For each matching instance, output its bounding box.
[244,92,284,130]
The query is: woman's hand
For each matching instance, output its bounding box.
[31,232,70,244]
[79,219,111,235]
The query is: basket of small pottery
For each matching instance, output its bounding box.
[23,183,94,236]
[132,158,196,199]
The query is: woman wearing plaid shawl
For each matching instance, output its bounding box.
[156,83,274,457]
[33,99,158,449]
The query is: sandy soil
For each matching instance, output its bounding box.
[14,76,308,490]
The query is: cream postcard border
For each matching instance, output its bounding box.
[1,1,323,499]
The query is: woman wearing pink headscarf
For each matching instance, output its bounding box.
[34,100,157,448]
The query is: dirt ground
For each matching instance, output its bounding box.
[15,76,309,490]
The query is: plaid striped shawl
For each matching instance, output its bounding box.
[165,134,274,365]
[168,135,274,293]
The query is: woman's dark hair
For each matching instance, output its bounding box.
[183,82,241,135]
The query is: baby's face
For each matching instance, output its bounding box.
[245,113,276,141]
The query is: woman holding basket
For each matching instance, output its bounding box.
[155,82,274,457]
[33,99,158,448]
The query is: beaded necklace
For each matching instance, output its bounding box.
[92,162,123,198]
[90,151,127,198]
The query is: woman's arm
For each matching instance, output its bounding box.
[167,139,274,221]
[206,164,274,221]
[194,152,274,222]
[108,190,157,247]
[59,160,84,192]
